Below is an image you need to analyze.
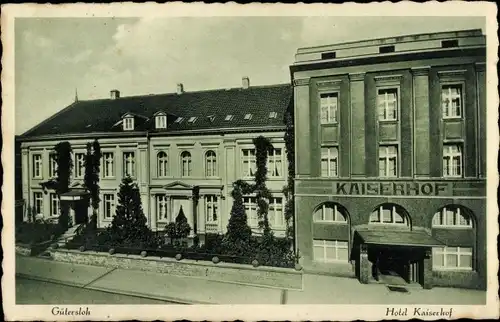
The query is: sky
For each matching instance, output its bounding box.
[15,16,486,135]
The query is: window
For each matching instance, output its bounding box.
[314,204,347,223]
[157,152,168,177]
[103,194,115,219]
[225,115,234,121]
[442,84,463,118]
[49,154,57,178]
[379,146,398,177]
[320,93,338,124]
[33,192,43,214]
[242,149,256,177]
[443,144,462,177]
[432,206,472,227]
[156,195,168,221]
[174,117,184,124]
[244,113,253,120]
[74,153,85,178]
[103,152,114,178]
[321,51,337,60]
[207,115,216,122]
[441,40,459,48]
[267,148,283,177]
[206,195,218,222]
[181,151,192,177]
[188,117,197,123]
[268,197,284,228]
[313,240,349,262]
[433,247,472,270]
[123,152,135,177]
[244,197,258,227]
[155,115,167,129]
[321,147,338,177]
[369,204,408,225]
[379,45,395,54]
[205,150,217,177]
[50,193,60,217]
[269,112,277,119]
[377,88,398,121]
[32,154,42,178]
[123,117,134,131]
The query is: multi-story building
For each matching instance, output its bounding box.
[17,78,292,240]
[290,29,486,290]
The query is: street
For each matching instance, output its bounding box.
[16,277,178,305]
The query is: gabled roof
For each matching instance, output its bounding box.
[20,83,292,138]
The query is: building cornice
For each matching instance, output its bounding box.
[292,78,310,87]
[348,72,365,82]
[18,126,286,143]
[475,62,486,72]
[437,69,467,78]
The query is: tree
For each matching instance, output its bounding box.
[107,176,155,248]
[222,181,253,256]
[53,142,73,230]
[84,139,102,230]
[283,105,296,246]
[253,136,273,237]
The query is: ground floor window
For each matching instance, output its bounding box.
[33,192,43,214]
[313,239,349,262]
[103,194,115,219]
[50,193,60,217]
[156,194,168,221]
[433,246,473,270]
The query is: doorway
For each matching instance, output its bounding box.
[369,246,424,286]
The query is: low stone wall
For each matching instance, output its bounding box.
[15,244,32,256]
[432,270,485,290]
[51,248,303,289]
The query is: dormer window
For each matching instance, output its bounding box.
[174,117,184,124]
[155,114,167,129]
[188,117,197,123]
[207,115,216,122]
[123,117,134,131]
[244,114,253,120]
[225,115,234,121]
[269,112,277,119]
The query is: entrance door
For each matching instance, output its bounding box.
[409,260,420,284]
[74,200,89,224]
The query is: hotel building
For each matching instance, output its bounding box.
[17,79,292,240]
[290,29,486,289]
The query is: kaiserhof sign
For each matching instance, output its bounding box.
[333,182,451,196]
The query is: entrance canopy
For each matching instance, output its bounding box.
[60,188,89,201]
[357,229,444,247]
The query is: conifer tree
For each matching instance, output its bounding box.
[222,181,253,256]
[108,176,155,248]
[53,142,73,230]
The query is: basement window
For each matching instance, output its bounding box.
[379,45,395,54]
[441,40,459,48]
[321,52,337,60]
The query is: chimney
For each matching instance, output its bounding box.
[242,76,250,89]
[177,83,184,95]
[110,89,120,100]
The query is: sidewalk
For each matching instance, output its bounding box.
[16,255,283,304]
[16,255,486,305]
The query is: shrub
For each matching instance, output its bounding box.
[140,250,147,257]
[175,253,182,261]
[109,248,115,255]
[212,256,220,264]
[252,259,259,268]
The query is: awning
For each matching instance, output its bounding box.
[357,229,444,247]
[60,189,89,201]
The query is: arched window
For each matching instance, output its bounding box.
[369,204,409,226]
[205,150,217,177]
[313,203,347,223]
[157,151,168,177]
[432,205,472,228]
[180,151,192,177]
